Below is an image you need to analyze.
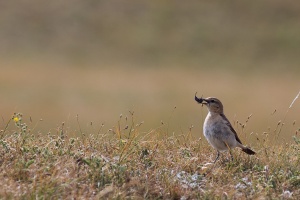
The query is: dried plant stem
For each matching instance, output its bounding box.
[276,90,300,139]
[0,118,12,139]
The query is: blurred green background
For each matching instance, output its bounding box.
[1,1,299,142]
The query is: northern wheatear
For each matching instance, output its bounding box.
[195,93,255,163]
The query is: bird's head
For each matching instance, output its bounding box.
[195,93,224,114]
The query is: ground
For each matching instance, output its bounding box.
[0,113,299,199]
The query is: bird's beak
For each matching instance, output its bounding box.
[195,92,208,105]
[202,99,208,105]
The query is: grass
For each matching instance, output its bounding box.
[0,106,300,199]
[1,1,300,198]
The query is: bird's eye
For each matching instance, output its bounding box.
[211,99,215,103]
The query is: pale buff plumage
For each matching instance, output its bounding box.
[195,94,255,163]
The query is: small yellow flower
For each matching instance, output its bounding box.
[120,139,127,144]
[13,117,19,122]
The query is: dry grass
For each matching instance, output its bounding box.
[0,110,299,199]
[1,1,300,198]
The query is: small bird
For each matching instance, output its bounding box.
[195,93,255,163]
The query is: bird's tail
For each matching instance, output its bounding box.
[242,147,256,155]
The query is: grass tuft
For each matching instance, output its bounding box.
[0,109,299,199]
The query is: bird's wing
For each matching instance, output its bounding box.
[220,113,243,144]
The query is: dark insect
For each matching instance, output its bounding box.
[194,92,204,104]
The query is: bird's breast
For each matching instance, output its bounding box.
[203,113,224,136]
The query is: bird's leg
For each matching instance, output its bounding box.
[224,142,233,162]
[213,151,220,163]
[229,150,234,162]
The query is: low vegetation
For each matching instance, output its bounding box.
[0,109,299,199]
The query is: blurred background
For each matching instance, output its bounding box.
[0,0,299,143]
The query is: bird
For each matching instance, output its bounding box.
[195,93,255,163]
